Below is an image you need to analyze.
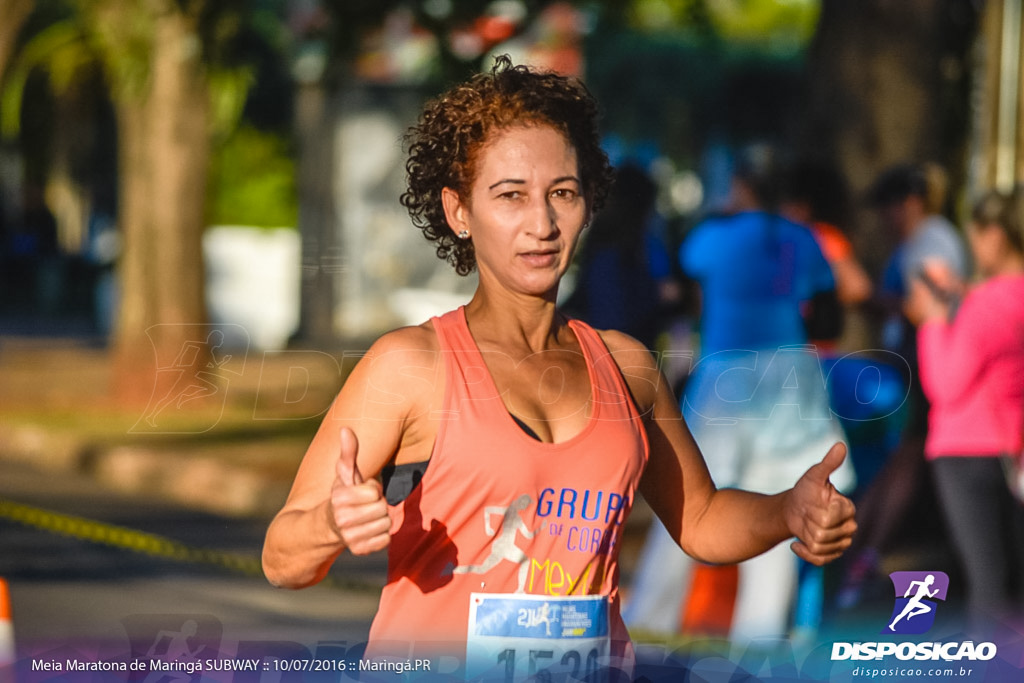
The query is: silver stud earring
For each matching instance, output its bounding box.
[458,230,470,240]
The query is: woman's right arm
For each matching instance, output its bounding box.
[603,330,855,567]
[262,325,441,588]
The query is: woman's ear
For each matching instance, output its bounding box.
[441,187,468,236]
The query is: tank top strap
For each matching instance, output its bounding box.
[567,318,642,422]
[431,306,471,356]
[432,307,640,422]
[430,306,501,404]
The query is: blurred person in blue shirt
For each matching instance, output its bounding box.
[624,144,854,644]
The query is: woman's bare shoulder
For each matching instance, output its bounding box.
[330,319,444,427]
[343,320,442,394]
[368,320,441,359]
[590,327,664,413]
[589,327,658,366]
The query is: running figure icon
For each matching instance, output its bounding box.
[888,574,940,632]
[529,602,556,636]
[142,619,205,683]
[142,330,232,427]
[452,494,538,592]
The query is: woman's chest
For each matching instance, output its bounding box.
[478,347,595,443]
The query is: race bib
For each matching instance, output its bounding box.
[465,593,610,682]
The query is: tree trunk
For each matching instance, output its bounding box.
[294,79,339,347]
[801,0,944,178]
[113,4,211,411]
[968,0,1024,196]
[794,0,979,355]
[797,0,978,263]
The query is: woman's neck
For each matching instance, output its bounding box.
[464,291,566,354]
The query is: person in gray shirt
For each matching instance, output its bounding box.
[870,163,969,350]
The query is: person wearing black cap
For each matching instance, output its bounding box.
[870,163,968,341]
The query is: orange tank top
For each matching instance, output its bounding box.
[366,307,649,670]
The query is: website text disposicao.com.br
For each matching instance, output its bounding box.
[835,640,997,679]
[851,664,980,678]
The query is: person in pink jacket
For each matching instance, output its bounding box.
[906,187,1024,632]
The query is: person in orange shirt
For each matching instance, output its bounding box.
[780,158,873,349]
[261,57,857,680]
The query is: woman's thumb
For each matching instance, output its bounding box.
[335,427,363,486]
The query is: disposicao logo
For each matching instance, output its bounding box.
[884,570,948,635]
[831,570,998,663]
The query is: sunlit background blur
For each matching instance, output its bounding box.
[0,0,1022,663]
[1,0,1017,363]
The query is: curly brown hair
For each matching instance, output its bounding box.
[401,55,613,276]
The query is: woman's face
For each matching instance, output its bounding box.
[968,221,1005,276]
[443,125,587,298]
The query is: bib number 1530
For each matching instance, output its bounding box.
[466,593,610,682]
[495,646,600,682]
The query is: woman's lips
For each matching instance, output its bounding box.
[519,249,559,267]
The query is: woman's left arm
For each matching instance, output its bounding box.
[903,260,994,404]
[915,288,993,405]
[607,332,857,566]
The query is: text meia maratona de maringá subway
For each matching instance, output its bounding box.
[30,658,259,674]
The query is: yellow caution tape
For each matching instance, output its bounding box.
[0,498,378,593]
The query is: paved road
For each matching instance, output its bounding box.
[0,459,384,667]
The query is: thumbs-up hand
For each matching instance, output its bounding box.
[785,442,857,566]
[328,427,391,555]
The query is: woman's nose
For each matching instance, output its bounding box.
[527,198,559,238]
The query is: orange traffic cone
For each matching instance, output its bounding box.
[680,563,738,637]
[0,577,13,668]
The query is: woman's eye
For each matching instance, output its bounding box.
[551,188,576,200]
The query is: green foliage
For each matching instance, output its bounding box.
[1,20,95,138]
[620,0,819,56]
[586,0,815,168]
[206,124,297,228]
[78,0,156,103]
[706,0,819,56]
[208,65,255,137]
[626,0,716,36]
[2,1,245,139]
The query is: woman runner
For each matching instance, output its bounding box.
[262,56,857,680]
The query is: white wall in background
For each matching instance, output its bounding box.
[204,226,300,350]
